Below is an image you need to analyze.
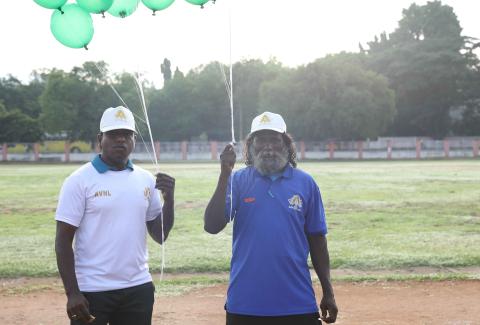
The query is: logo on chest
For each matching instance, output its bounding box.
[144,187,151,200]
[288,194,303,212]
[94,190,111,197]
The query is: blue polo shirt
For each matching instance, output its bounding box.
[224,165,328,316]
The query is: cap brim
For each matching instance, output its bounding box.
[100,125,137,133]
[251,126,285,134]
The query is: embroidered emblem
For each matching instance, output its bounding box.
[115,109,127,121]
[244,197,256,203]
[288,194,302,211]
[94,190,111,197]
[144,187,151,200]
[259,114,271,123]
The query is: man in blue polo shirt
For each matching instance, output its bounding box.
[204,112,337,325]
[55,106,175,324]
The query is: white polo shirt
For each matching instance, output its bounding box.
[55,158,162,292]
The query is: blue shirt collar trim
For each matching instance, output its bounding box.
[91,154,134,173]
[282,164,293,178]
[253,164,293,179]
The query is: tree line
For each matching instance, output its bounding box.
[1,1,479,145]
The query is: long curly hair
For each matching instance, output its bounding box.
[244,132,297,168]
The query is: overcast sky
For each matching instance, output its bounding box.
[1,0,478,86]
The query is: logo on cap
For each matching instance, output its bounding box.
[250,111,286,134]
[115,110,127,121]
[260,114,271,123]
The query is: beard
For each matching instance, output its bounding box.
[250,145,289,176]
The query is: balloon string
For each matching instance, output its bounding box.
[92,61,166,282]
[218,63,231,100]
[133,75,166,282]
[228,0,235,145]
[228,0,235,223]
[92,62,121,103]
[133,75,159,169]
[216,0,235,223]
[218,62,234,223]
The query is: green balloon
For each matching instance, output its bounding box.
[76,0,114,14]
[184,0,209,6]
[50,4,94,49]
[107,0,140,18]
[34,0,67,10]
[141,0,175,13]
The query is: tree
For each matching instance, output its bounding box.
[161,58,172,84]
[0,110,43,143]
[453,101,480,135]
[367,1,472,137]
[149,70,197,141]
[261,53,395,140]
[39,63,119,144]
[0,73,46,119]
[0,76,24,113]
[20,71,47,118]
[232,59,283,139]
[111,72,158,141]
[71,61,109,83]
[149,62,229,141]
[173,67,184,79]
[453,59,480,135]
[0,101,6,115]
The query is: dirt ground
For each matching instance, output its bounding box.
[1,278,479,325]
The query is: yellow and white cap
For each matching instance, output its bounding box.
[250,111,286,134]
[100,106,136,133]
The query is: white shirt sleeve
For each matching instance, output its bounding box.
[55,175,86,227]
[146,179,162,222]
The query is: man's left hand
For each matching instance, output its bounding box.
[155,172,175,201]
[320,295,338,323]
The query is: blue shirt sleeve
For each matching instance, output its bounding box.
[305,181,328,235]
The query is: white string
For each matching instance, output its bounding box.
[131,92,156,166]
[215,0,235,223]
[218,64,235,220]
[92,63,154,163]
[218,63,232,101]
[228,0,235,145]
[92,62,148,125]
[132,74,166,282]
[133,75,159,168]
[93,63,128,109]
[215,0,235,144]
[92,61,166,281]
[227,0,235,223]
[90,0,235,274]
[93,61,156,166]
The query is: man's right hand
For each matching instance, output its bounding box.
[220,144,236,175]
[204,144,235,234]
[67,292,95,323]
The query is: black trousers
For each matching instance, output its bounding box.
[72,282,155,325]
[226,312,322,325]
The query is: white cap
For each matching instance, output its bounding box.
[100,106,136,133]
[250,111,286,134]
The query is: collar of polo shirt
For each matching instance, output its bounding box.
[91,154,134,173]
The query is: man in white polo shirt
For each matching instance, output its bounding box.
[55,106,175,324]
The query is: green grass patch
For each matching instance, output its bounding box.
[0,161,479,277]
